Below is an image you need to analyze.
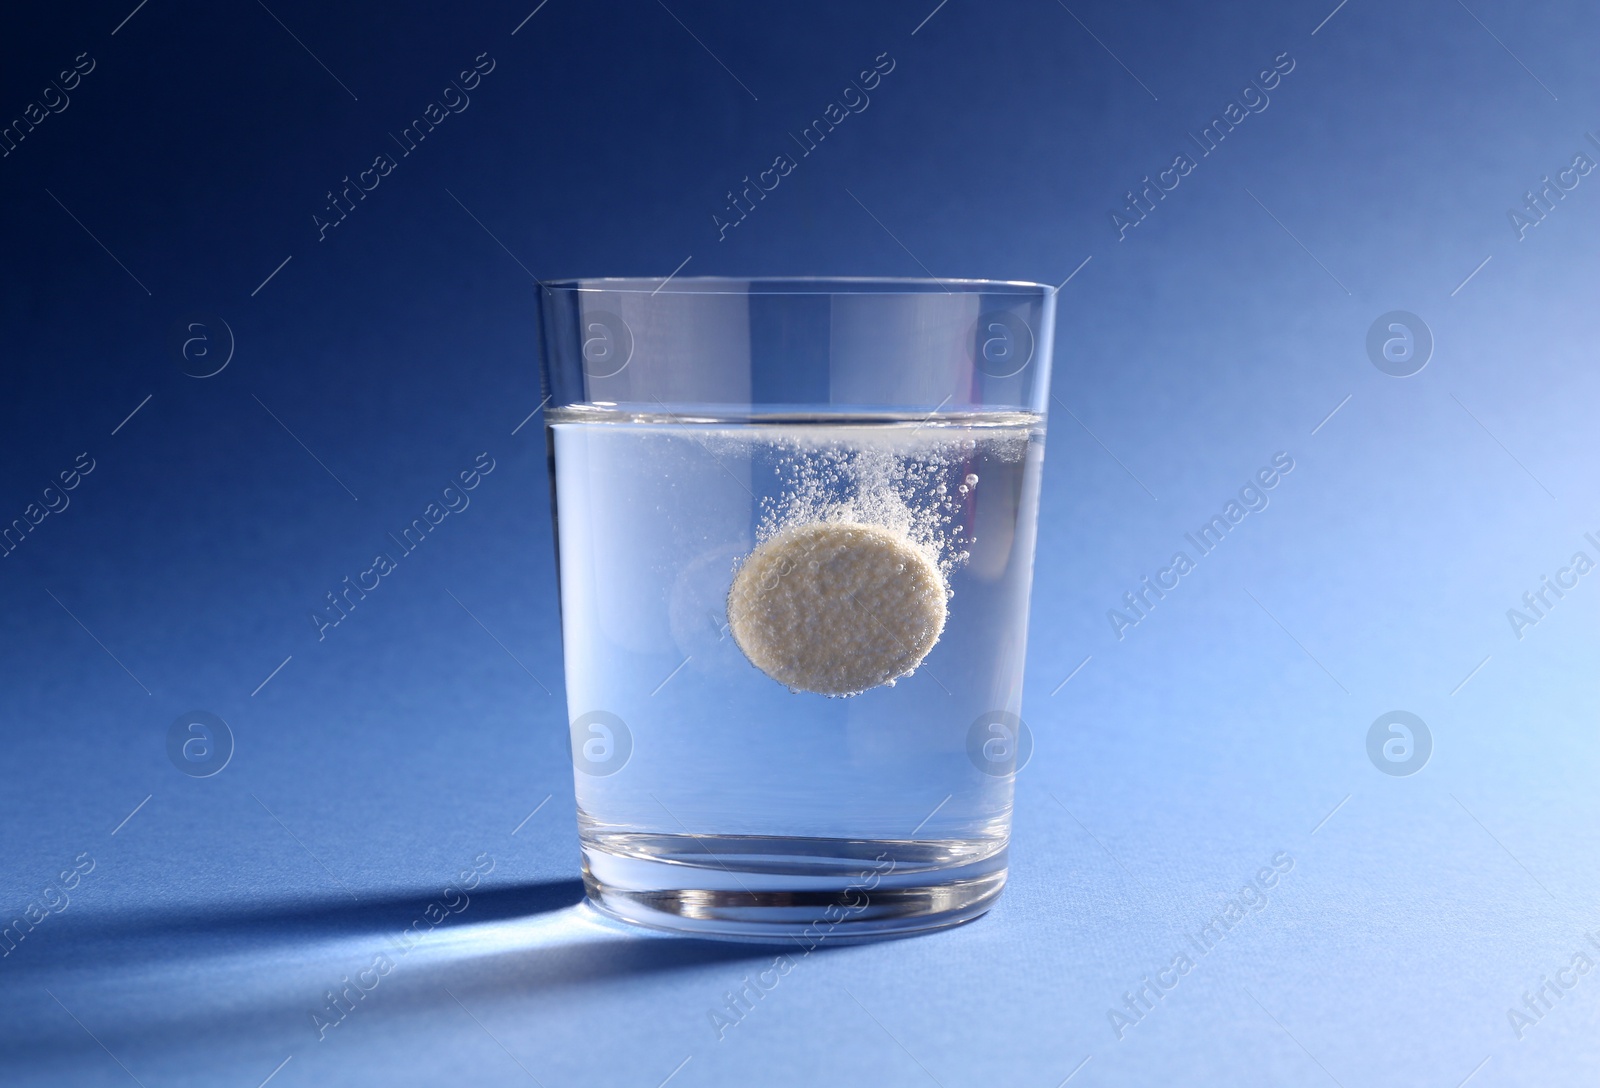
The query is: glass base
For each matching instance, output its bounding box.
[580,832,1008,942]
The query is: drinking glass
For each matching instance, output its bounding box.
[538,277,1054,940]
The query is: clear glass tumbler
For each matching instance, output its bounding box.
[538,277,1054,940]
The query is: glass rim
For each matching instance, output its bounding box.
[540,276,1056,296]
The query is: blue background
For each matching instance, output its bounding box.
[3,0,1598,1084]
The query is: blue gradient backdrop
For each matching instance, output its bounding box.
[3,1,1598,1084]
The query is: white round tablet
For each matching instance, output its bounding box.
[727,521,947,697]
